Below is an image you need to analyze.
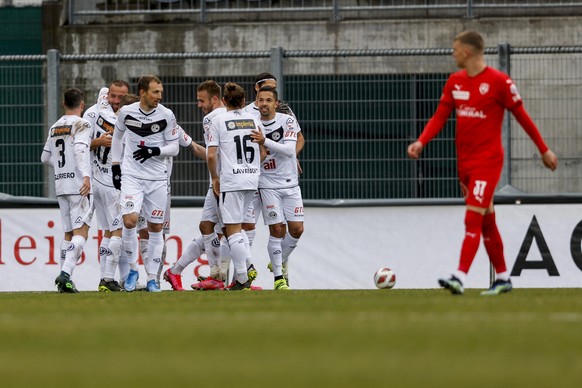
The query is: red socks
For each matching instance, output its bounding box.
[482,212,507,273]
[458,210,484,273]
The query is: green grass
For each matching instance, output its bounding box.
[1,289,582,387]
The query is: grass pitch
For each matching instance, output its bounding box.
[1,289,581,387]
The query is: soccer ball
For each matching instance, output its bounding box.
[374,267,396,289]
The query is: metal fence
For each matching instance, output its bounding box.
[1,46,581,200]
[67,0,582,24]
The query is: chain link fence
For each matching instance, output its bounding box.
[1,46,580,200]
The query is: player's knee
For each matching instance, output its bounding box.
[289,223,304,238]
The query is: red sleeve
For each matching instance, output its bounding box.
[510,104,549,154]
[418,101,454,146]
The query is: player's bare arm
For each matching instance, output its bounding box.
[90,132,112,151]
[190,141,207,160]
[79,176,91,197]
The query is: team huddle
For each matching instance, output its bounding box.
[41,73,305,292]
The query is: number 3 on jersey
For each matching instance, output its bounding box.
[234,134,255,164]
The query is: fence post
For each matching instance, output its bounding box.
[46,49,60,199]
[200,0,207,23]
[498,43,511,188]
[270,46,284,100]
[466,0,474,19]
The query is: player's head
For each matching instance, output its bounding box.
[107,80,130,112]
[222,82,245,110]
[197,80,222,115]
[257,85,279,120]
[453,30,485,68]
[63,87,84,111]
[137,75,163,110]
[118,93,139,111]
[254,72,278,95]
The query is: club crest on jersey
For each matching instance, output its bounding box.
[126,201,134,210]
[151,123,161,133]
[479,83,490,95]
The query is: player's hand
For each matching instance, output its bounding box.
[133,145,161,163]
[407,141,424,160]
[112,164,122,190]
[212,178,220,198]
[79,176,91,197]
[541,149,558,171]
[100,133,112,147]
[297,159,303,174]
[251,129,265,145]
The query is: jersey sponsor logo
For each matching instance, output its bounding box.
[263,159,276,170]
[97,116,115,132]
[479,83,490,95]
[456,105,487,119]
[452,90,470,100]
[226,119,256,131]
[125,119,143,128]
[232,167,259,174]
[266,127,284,142]
[50,125,72,137]
[284,131,297,139]
[54,172,75,180]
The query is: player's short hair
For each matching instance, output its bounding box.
[137,75,162,93]
[197,80,221,99]
[454,30,485,53]
[255,72,277,87]
[63,87,84,109]
[109,79,130,91]
[119,94,139,109]
[223,82,245,109]
[258,85,278,101]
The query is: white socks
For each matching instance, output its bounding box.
[61,235,85,276]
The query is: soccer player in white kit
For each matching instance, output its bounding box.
[251,86,304,290]
[84,81,129,292]
[207,82,263,290]
[164,80,227,291]
[41,88,93,293]
[110,75,180,292]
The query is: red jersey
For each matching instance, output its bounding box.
[420,66,527,172]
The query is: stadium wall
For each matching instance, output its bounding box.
[1,203,581,292]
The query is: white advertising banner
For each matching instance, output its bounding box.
[1,204,581,291]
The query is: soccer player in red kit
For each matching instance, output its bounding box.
[407,30,558,295]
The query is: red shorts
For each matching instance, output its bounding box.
[458,167,502,208]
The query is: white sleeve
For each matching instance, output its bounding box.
[158,138,179,157]
[263,137,296,158]
[111,114,125,163]
[74,142,91,178]
[41,144,53,167]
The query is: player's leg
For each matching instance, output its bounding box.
[242,190,261,280]
[99,185,124,292]
[56,195,93,293]
[141,180,168,292]
[164,235,204,291]
[119,175,144,291]
[280,186,305,286]
[261,188,288,290]
[481,203,512,296]
[222,191,255,290]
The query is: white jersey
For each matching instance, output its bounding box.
[88,107,117,187]
[115,102,179,181]
[260,113,300,189]
[202,107,227,187]
[42,115,93,196]
[207,109,261,192]
[166,125,193,182]
[243,101,260,118]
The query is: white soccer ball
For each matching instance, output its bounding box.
[374,267,396,289]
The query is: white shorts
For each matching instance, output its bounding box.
[138,183,171,233]
[260,186,305,225]
[57,194,94,233]
[93,181,122,232]
[243,190,261,224]
[219,190,256,225]
[120,175,167,224]
[201,187,220,224]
